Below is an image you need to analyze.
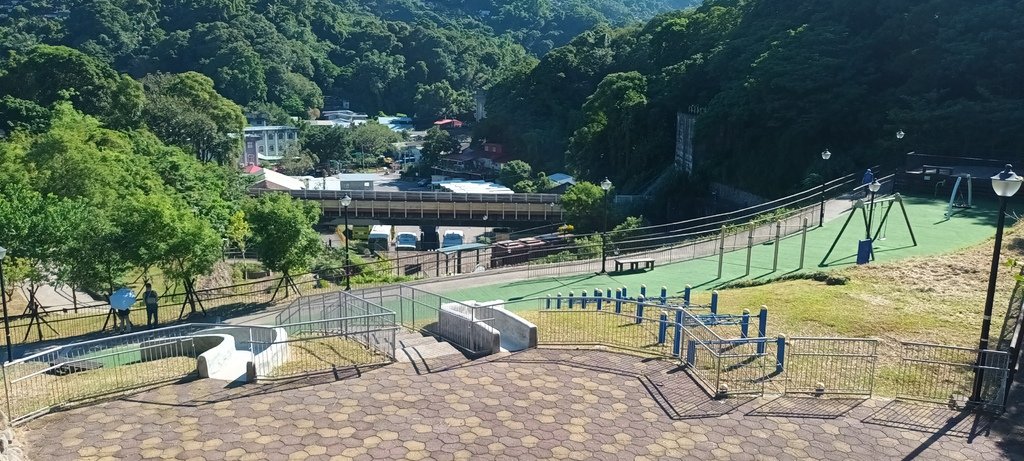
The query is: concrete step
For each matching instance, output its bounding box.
[398,335,440,348]
[397,341,461,363]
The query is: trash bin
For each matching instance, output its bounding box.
[856,239,873,264]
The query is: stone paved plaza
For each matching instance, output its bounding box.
[25,348,1024,460]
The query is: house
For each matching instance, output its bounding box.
[246,167,305,191]
[378,116,414,132]
[244,167,376,192]
[546,173,577,194]
[392,142,422,164]
[322,110,369,127]
[433,119,464,129]
[475,143,511,171]
[242,125,299,163]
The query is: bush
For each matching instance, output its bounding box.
[719,271,849,289]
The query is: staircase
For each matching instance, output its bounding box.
[393,329,463,364]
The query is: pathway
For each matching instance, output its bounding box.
[25,348,1024,460]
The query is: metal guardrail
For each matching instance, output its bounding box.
[897,342,1009,411]
[782,337,878,397]
[259,188,564,205]
[246,319,396,379]
[0,322,240,424]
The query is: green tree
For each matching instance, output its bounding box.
[0,45,144,129]
[244,194,322,294]
[141,72,245,165]
[499,160,534,189]
[560,181,608,232]
[226,209,252,261]
[413,80,473,120]
[350,123,401,159]
[419,126,461,169]
[301,125,352,165]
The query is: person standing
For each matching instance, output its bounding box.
[110,286,136,334]
[143,283,160,328]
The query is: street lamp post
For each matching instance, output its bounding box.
[341,195,352,291]
[0,246,12,363]
[819,149,831,227]
[866,179,881,239]
[971,164,1022,404]
[600,178,612,274]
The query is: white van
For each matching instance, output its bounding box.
[395,232,418,251]
[368,225,393,252]
[441,230,465,248]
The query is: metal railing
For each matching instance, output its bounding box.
[0,322,244,424]
[246,318,396,379]
[897,342,1009,411]
[782,337,878,397]
[340,285,497,355]
[265,188,564,205]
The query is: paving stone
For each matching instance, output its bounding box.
[20,348,1024,460]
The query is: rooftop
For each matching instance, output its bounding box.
[435,180,514,194]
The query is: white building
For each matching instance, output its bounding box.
[242,125,300,163]
[322,110,369,127]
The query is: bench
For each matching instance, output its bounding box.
[614,258,655,273]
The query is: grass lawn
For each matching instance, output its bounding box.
[268,334,388,378]
[436,196,1024,398]
[2,356,196,421]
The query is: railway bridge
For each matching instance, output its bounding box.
[253,189,567,227]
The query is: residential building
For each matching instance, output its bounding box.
[547,173,577,194]
[322,110,369,127]
[476,143,510,170]
[242,125,299,163]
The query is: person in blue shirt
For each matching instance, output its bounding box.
[861,169,874,197]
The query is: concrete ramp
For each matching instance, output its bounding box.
[441,300,537,352]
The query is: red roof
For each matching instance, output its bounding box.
[433,119,464,128]
[243,165,263,174]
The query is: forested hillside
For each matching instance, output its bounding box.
[480,0,1024,196]
[0,0,695,120]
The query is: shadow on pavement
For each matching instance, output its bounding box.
[746,395,865,419]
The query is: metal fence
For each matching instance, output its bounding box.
[782,337,878,397]
[246,318,396,379]
[343,285,498,355]
[0,323,237,424]
[897,342,1009,411]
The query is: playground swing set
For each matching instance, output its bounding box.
[819,193,918,266]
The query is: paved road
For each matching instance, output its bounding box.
[25,349,1024,460]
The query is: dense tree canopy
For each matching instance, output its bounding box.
[0,104,243,295]
[482,0,1024,198]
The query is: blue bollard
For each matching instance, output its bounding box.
[658,312,668,344]
[615,289,623,314]
[636,297,645,324]
[684,285,692,306]
[556,293,563,310]
[595,289,603,311]
[686,340,696,366]
[711,290,719,315]
[740,309,750,338]
[640,284,647,298]
[660,286,668,305]
[580,291,587,309]
[606,288,612,299]
[546,295,552,310]
[775,335,787,373]
[757,306,768,354]
[622,286,628,298]
[672,310,683,356]
[568,291,575,309]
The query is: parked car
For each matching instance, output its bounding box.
[395,232,419,251]
[441,230,465,248]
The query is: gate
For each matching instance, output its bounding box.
[897,342,1009,411]
[783,337,878,396]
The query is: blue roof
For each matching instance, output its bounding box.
[439,243,489,253]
